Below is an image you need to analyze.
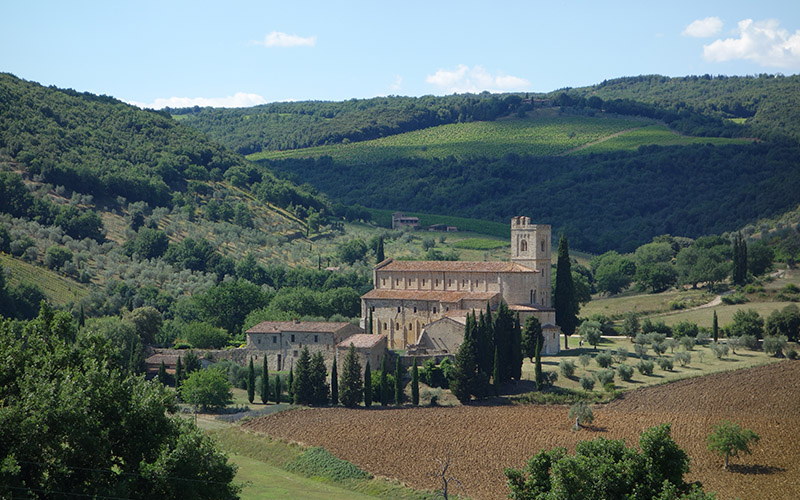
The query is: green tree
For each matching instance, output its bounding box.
[293,347,313,404]
[635,242,678,292]
[712,311,719,342]
[247,356,255,404]
[578,320,603,349]
[592,250,635,295]
[380,356,390,405]
[411,358,419,405]
[511,312,523,380]
[554,235,579,346]
[364,360,372,407]
[175,356,183,388]
[728,309,764,338]
[195,279,270,334]
[569,401,594,428]
[330,355,339,405]
[310,351,329,405]
[492,346,501,396]
[261,355,269,404]
[747,240,774,276]
[287,366,294,400]
[339,344,363,408]
[449,314,478,404]
[621,312,640,338]
[534,332,543,389]
[274,374,282,403]
[765,304,800,342]
[732,232,748,286]
[376,236,385,263]
[394,356,404,405]
[707,420,760,469]
[521,315,543,362]
[125,306,163,345]
[336,238,368,265]
[44,245,73,270]
[181,367,234,411]
[157,360,169,385]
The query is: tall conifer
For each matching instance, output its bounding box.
[364,361,372,407]
[339,344,363,408]
[492,346,501,396]
[261,356,269,404]
[411,358,419,405]
[330,356,339,405]
[394,356,404,405]
[376,237,385,263]
[274,375,281,403]
[713,311,719,342]
[380,356,389,405]
[511,312,523,380]
[287,366,294,400]
[175,356,183,388]
[555,235,579,347]
[247,356,255,404]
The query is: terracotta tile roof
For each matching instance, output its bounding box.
[338,334,386,349]
[246,321,353,334]
[361,289,499,303]
[376,260,535,273]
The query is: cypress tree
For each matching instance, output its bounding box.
[247,356,255,404]
[411,358,419,405]
[339,344,363,408]
[309,351,329,405]
[713,311,719,342]
[376,236,385,263]
[175,356,183,388]
[364,360,372,407]
[511,312,523,380]
[534,333,543,389]
[394,356,404,405]
[293,347,313,405]
[380,356,389,405]
[287,366,294,400]
[157,360,168,385]
[492,346,501,396]
[330,356,339,405]
[274,375,281,403]
[450,314,478,404]
[555,235,579,347]
[78,304,85,329]
[260,356,269,404]
[368,309,374,334]
[494,302,515,382]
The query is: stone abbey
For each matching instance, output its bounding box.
[361,216,561,355]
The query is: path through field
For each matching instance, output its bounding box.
[243,361,800,500]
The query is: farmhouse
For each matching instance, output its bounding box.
[361,216,561,354]
[391,212,419,229]
[245,321,363,371]
[336,333,388,374]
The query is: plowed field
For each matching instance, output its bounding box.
[243,361,800,499]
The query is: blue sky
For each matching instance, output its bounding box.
[2,1,799,108]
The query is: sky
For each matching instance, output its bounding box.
[2,1,799,109]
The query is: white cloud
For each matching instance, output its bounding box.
[128,92,268,110]
[703,19,800,68]
[683,17,723,38]
[254,31,316,48]
[425,64,530,94]
[390,75,403,92]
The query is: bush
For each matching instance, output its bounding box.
[637,359,654,376]
[652,341,667,356]
[786,348,798,360]
[721,292,748,305]
[579,373,595,391]
[710,342,729,359]
[738,334,758,349]
[634,343,648,358]
[594,369,615,386]
[180,367,233,411]
[184,321,229,349]
[656,357,673,371]
[674,351,691,367]
[672,321,699,338]
[696,330,710,345]
[680,336,695,351]
[569,401,594,428]
[762,335,788,356]
[559,359,576,378]
[285,447,371,481]
[617,363,634,381]
[577,353,591,369]
[613,347,629,363]
[595,351,613,368]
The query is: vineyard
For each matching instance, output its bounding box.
[248,114,652,163]
[244,361,800,500]
[573,124,749,155]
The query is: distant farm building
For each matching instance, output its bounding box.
[336,333,388,373]
[427,223,457,232]
[392,212,419,230]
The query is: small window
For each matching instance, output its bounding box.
[293,350,298,357]
[520,239,528,252]
[272,336,277,344]
[396,279,400,286]
[413,307,417,313]
[381,278,386,286]
[435,279,439,287]
[383,322,388,330]
[445,306,449,311]
[371,305,375,312]
[314,335,318,343]
[291,334,295,342]
[397,306,401,313]
[409,323,413,330]
[422,279,426,286]
[433,307,437,314]
[408,279,412,286]
[396,323,400,330]
[448,279,452,287]
[257,338,261,344]
[541,240,545,252]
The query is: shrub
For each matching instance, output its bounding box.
[595,351,613,368]
[285,447,371,481]
[637,359,654,376]
[180,367,233,411]
[569,401,594,428]
[738,334,758,350]
[184,321,229,349]
[786,348,798,360]
[594,369,615,386]
[613,347,629,363]
[672,321,699,338]
[721,292,748,305]
[559,359,576,378]
[679,336,695,351]
[663,338,678,354]
[656,357,673,371]
[541,371,558,387]
[579,373,595,391]
[617,363,634,381]
[652,342,667,356]
[696,330,710,345]
[634,343,648,358]
[710,342,729,359]
[674,351,691,367]
[762,335,788,356]
[577,353,591,369]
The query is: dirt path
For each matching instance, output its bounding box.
[561,127,643,155]
[243,361,800,500]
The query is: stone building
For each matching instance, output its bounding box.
[361,216,561,354]
[336,333,388,374]
[391,212,419,229]
[245,321,363,371]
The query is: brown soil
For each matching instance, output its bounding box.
[242,361,800,500]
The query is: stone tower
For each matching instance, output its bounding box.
[510,216,551,272]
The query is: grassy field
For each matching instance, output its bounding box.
[0,253,90,306]
[572,124,750,155]
[582,287,713,319]
[247,114,652,163]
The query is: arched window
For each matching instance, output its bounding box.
[520,239,528,252]
[541,239,546,252]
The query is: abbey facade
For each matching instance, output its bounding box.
[361,216,561,355]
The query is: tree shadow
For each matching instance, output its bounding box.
[728,464,786,475]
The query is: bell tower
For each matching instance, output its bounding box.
[510,216,551,272]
